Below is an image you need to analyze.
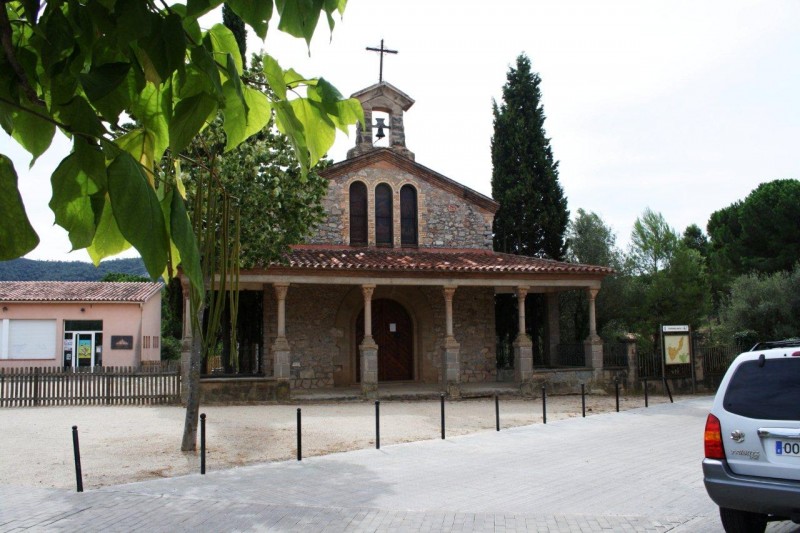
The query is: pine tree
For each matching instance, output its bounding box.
[491,54,568,260]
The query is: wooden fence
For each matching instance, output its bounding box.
[0,365,181,407]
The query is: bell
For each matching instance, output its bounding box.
[374,118,386,140]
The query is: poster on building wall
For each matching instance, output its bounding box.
[77,338,92,360]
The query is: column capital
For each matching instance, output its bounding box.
[273,282,289,300]
[442,285,457,300]
[587,287,600,300]
[515,286,530,299]
[361,284,376,299]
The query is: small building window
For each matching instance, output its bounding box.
[349,181,368,245]
[375,183,393,246]
[400,185,418,246]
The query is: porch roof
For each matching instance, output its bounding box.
[240,246,613,289]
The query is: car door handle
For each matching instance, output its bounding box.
[757,428,800,439]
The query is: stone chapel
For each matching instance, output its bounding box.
[184,80,613,400]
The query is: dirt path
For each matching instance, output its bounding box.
[0,393,675,490]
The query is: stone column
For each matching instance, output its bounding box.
[546,292,560,367]
[513,286,533,383]
[442,285,461,398]
[271,283,291,380]
[584,288,603,372]
[359,284,379,398]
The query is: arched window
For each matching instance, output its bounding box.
[375,183,393,246]
[349,181,367,245]
[400,185,418,247]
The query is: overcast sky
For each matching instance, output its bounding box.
[4,0,799,262]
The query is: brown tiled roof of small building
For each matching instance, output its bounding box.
[265,246,613,275]
[0,282,162,303]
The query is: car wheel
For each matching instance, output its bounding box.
[719,507,767,533]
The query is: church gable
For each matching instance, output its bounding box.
[306,79,498,250]
[307,150,497,250]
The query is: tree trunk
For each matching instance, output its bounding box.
[181,305,204,452]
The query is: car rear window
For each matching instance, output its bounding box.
[723,358,800,420]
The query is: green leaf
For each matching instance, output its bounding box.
[168,4,202,44]
[289,97,335,166]
[158,188,181,279]
[207,24,243,76]
[262,54,286,100]
[276,0,323,46]
[169,93,218,154]
[107,152,168,278]
[170,186,203,300]
[87,195,131,265]
[115,128,156,185]
[9,103,56,165]
[79,62,135,123]
[189,45,223,97]
[49,152,100,250]
[114,0,152,45]
[332,97,364,134]
[227,0,272,40]
[140,13,187,83]
[131,83,170,162]
[0,155,39,260]
[222,83,271,152]
[54,95,107,138]
[186,0,221,19]
[273,100,309,172]
[80,62,131,102]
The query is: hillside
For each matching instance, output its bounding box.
[0,257,148,281]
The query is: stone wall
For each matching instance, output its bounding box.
[420,286,497,384]
[264,284,350,390]
[308,164,494,249]
[263,283,497,390]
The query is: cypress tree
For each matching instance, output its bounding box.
[492,54,569,367]
[223,4,248,68]
[491,54,568,260]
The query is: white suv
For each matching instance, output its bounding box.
[703,340,800,532]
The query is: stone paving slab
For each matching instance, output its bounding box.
[2,397,799,532]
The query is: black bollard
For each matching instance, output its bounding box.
[200,413,206,475]
[581,383,586,418]
[71,425,83,492]
[542,386,547,424]
[440,393,445,440]
[375,400,380,450]
[495,394,500,431]
[644,378,649,407]
[297,408,302,461]
[615,380,620,413]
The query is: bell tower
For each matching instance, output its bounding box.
[347,83,415,160]
[347,40,415,160]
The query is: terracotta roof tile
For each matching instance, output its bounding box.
[0,282,162,303]
[267,247,613,276]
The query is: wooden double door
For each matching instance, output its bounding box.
[356,299,414,382]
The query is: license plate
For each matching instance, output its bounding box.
[775,441,800,456]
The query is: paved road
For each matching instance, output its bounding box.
[1,397,798,532]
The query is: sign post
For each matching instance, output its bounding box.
[661,325,693,399]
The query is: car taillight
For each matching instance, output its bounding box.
[704,413,725,459]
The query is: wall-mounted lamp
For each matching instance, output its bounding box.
[2,306,7,312]
[80,307,86,313]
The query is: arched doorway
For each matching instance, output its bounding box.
[356,299,414,381]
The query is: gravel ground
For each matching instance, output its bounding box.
[0,393,676,490]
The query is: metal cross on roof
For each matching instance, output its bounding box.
[366,39,397,83]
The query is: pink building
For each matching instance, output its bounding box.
[0,282,162,369]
